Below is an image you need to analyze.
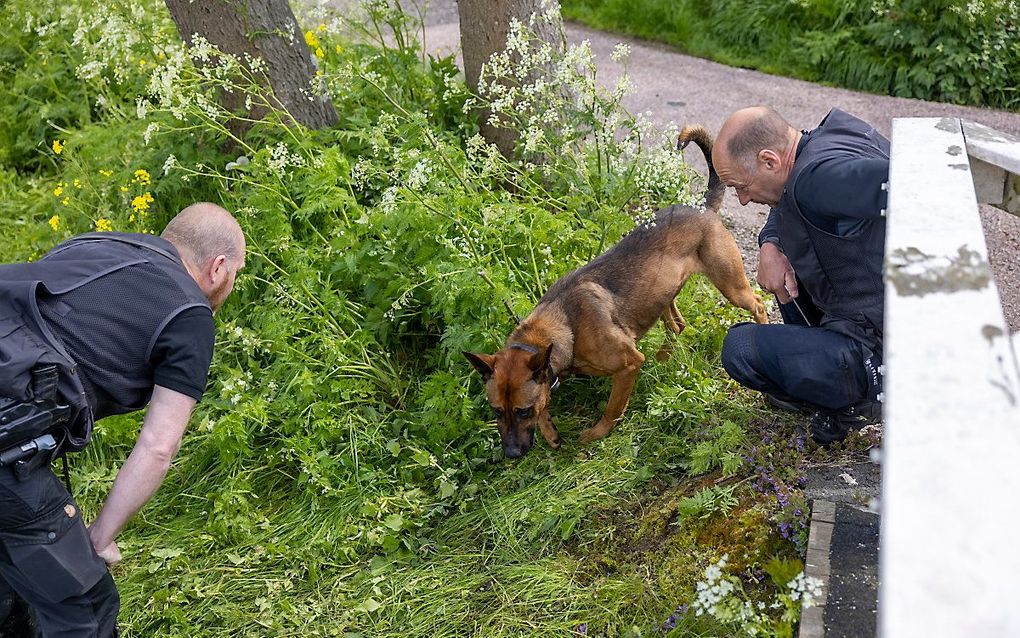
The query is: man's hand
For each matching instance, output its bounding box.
[757,241,798,304]
[88,526,122,565]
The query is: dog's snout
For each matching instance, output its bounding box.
[502,430,535,459]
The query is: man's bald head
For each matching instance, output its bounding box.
[716,106,796,172]
[712,106,801,208]
[162,202,245,268]
[162,203,245,311]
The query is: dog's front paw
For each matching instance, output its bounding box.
[578,427,604,444]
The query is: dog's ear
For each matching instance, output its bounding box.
[528,344,553,382]
[463,351,495,382]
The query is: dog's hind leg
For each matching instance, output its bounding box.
[700,225,769,324]
[578,343,645,444]
[538,410,562,450]
[655,299,687,362]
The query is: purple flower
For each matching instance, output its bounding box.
[661,604,689,632]
[576,623,587,635]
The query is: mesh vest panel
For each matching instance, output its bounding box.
[36,239,209,419]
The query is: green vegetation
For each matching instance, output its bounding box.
[0,1,831,635]
[562,0,1020,110]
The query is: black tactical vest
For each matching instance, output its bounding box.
[0,233,210,451]
[776,109,890,351]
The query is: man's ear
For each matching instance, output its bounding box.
[528,344,553,382]
[758,148,781,171]
[463,351,495,382]
[210,254,228,282]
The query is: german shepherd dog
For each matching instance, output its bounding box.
[464,126,769,458]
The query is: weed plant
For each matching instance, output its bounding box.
[0,0,816,635]
[563,0,1020,110]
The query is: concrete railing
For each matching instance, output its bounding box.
[881,118,1020,636]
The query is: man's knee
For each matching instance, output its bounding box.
[722,322,760,386]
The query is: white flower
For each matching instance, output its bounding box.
[268,142,291,177]
[406,158,433,191]
[610,43,631,63]
[162,154,177,176]
[380,186,398,213]
[143,122,160,145]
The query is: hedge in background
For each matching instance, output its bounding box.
[562,0,1020,110]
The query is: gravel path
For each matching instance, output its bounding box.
[374,1,1020,332]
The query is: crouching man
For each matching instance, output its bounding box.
[0,203,245,636]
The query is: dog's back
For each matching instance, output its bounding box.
[531,125,752,337]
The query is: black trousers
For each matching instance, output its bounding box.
[0,463,118,638]
[721,290,881,412]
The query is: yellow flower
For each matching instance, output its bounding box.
[139,59,147,67]
[61,197,69,206]
[120,186,128,192]
[132,169,151,185]
[128,214,135,222]
[48,215,60,232]
[335,45,343,54]
[52,140,63,155]
[315,47,324,59]
[53,184,63,197]
[304,30,319,48]
[131,192,154,214]
[99,169,113,177]
[95,218,113,232]
[318,23,326,32]
[73,179,82,189]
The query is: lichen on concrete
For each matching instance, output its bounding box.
[886,245,991,296]
[936,118,960,134]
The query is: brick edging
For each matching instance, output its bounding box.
[798,499,835,638]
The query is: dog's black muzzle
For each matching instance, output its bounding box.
[502,429,536,459]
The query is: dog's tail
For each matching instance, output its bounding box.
[677,125,724,213]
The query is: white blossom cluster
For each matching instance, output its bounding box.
[220,370,254,406]
[694,554,742,619]
[268,142,307,178]
[692,554,824,635]
[467,5,700,223]
[787,571,824,607]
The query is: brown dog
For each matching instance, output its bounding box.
[464,126,768,458]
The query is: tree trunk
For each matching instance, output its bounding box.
[164,0,337,131]
[458,0,562,157]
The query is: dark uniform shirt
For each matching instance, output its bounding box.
[148,306,215,402]
[758,134,889,245]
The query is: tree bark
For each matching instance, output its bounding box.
[164,0,337,131]
[458,0,562,157]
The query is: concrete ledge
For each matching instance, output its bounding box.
[799,499,835,638]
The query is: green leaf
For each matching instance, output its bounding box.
[383,513,405,531]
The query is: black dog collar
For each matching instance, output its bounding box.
[509,343,560,391]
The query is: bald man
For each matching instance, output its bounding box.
[0,203,245,636]
[712,107,888,444]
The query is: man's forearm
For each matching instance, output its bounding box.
[89,445,172,550]
[88,385,195,554]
